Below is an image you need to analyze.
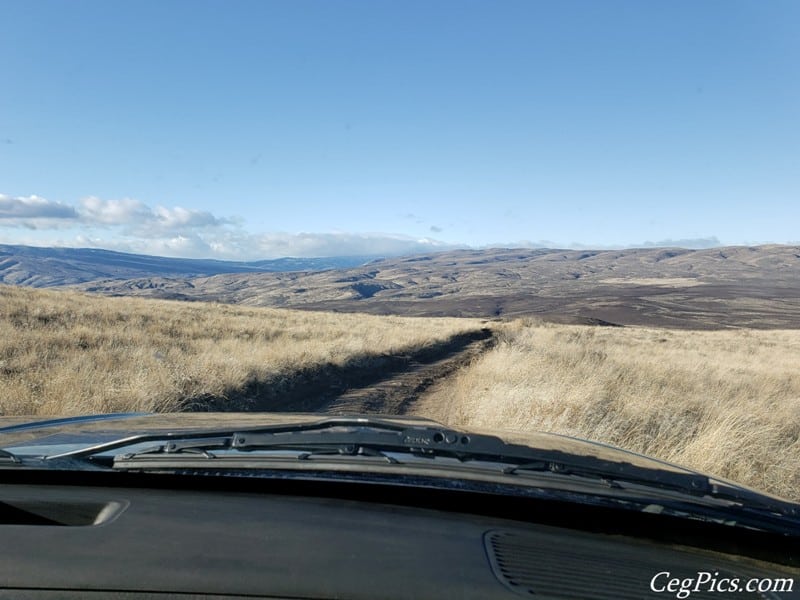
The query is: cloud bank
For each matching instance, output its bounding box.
[0,194,79,225]
[0,194,225,232]
[0,193,731,260]
[493,237,723,251]
[638,237,721,249]
[0,193,453,259]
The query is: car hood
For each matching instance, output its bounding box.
[0,411,675,469]
[0,412,763,483]
[0,411,796,509]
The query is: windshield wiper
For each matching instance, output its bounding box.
[49,416,707,486]
[43,417,798,522]
[297,445,400,463]
[116,436,400,464]
[0,448,22,465]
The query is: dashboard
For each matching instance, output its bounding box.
[0,471,797,599]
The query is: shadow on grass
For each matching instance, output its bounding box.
[181,328,493,413]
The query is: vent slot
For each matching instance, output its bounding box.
[483,530,768,599]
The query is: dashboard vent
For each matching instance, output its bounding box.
[483,529,771,599]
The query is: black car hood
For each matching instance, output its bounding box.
[0,411,778,496]
[0,411,686,472]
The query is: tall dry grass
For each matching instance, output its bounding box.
[0,285,482,415]
[414,319,800,501]
[3,284,798,501]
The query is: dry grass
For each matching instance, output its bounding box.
[0,285,482,415]
[3,284,798,501]
[414,319,800,501]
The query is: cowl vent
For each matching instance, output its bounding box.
[483,529,770,599]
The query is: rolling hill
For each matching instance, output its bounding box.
[61,244,800,329]
[2,243,798,328]
[0,244,374,287]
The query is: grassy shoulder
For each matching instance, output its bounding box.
[0,285,483,415]
[413,319,800,502]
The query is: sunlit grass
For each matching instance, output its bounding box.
[414,319,800,501]
[0,285,482,415]
[3,284,798,501]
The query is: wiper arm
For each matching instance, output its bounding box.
[0,448,22,465]
[44,416,798,521]
[119,437,400,464]
[73,416,711,493]
[47,417,458,462]
[134,437,232,458]
[504,460,681,491]
[504,462,799,523]
[298,445,400,464]
[226,429,713,495]
[45,417,417,461]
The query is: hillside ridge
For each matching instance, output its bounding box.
[68,244,800,329]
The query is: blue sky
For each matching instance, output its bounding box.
[1,0,798,259]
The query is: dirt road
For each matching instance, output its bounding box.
[187,328,495,414]
[317,328,495,416]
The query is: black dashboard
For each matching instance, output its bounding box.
[0,471,797,599]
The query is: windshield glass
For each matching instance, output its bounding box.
[0,1,798,505]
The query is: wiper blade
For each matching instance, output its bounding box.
[65,416,710,491]
[47,417,453,461]
[119,437,400,464]
[227,426,712,491]
[44,416,798,521]
[503,461,799,521]
[122,437,233,459]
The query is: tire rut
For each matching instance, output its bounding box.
[182,328,495,413]
[317,330,496,416]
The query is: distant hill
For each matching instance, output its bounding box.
[66,244,800,329]
[0,244,375,287]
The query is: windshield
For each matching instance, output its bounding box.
[0,1,798,507]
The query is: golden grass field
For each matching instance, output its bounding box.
[413,319,800,501]
[1,284,798,501]
[0,285,481,415]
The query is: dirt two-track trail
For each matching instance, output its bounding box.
[317,328,495,416]
[187,328,496,414]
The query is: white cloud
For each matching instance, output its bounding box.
[72,233,215,258]
[0,192,249,257]
[638,237,722,249]
[251,232,454,258]
[2,192,234,233]
[0,194,728,260]
[0,194,229,234]
[153,205,223,229]
[77,197,152,226]
[137,234,217,257]
[0,194,79,227]
[77,197,225,233]
[52,230,456,260]
[480,237,725,251]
